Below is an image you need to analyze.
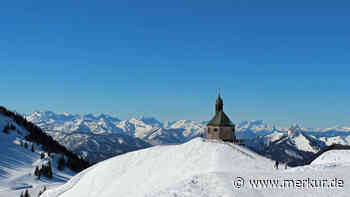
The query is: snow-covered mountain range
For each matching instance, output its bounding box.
[26,111,207,163]
[26,111,350,165]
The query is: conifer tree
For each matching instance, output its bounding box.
[42,161,53,179]
[31,145,35,152]
[48,164,53,179]
[58,156,66,171]
[40,153,45,159]
[3,125,9,134]
[9,124,16,130]
[34,166,39,177]
[24,189,30,197]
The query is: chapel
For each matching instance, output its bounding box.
[206,92,235,142]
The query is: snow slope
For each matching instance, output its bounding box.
[312,150,350,165]
[43,138,274,197]
[0,114,74,197]
[42,138,350,197]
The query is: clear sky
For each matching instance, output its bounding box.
[1,0,350,128]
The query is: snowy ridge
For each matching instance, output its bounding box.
[42,138,274,197]
[43,138,350,197]
[312,150,350,165]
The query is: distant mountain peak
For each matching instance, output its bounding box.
[287,124,303,137]
[137,116,162,126]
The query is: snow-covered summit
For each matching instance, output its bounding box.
[284,125,325,153]
[235,120,276,139]
[43,138,274,197]
[43,137,350,197]
[137,116,163,127]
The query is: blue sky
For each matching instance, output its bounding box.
[1,0,350,128]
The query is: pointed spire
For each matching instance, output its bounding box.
[215,89,223,113]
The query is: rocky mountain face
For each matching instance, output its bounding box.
[26,111,350,165]
[244,125,327,166]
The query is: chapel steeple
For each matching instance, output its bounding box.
[215,90,223,113]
